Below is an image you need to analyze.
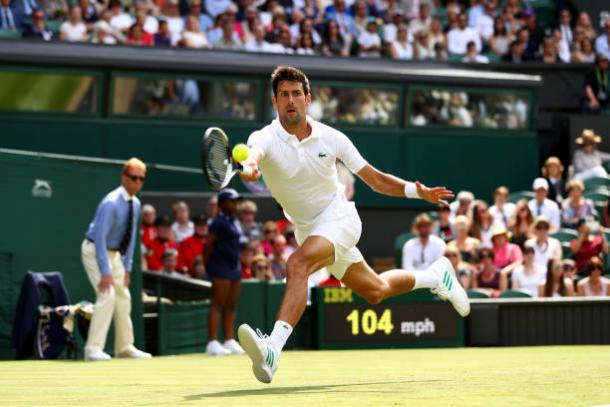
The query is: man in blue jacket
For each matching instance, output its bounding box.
[81,157,151,361]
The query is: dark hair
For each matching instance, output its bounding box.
[271,66,310,96]
[479,247,494,260]
[155,215,172,227]
[585,256,604,276]
[544,258,566,297]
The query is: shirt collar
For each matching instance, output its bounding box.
[273,115,319,145]
[119,186,132,201]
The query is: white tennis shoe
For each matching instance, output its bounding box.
[429,257,470,317]
[206,340,231,356]
[238,324,278,384]
[223,339,245,355]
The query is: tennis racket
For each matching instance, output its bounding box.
[200,126,253,191]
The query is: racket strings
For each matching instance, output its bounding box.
[204,131,231,190]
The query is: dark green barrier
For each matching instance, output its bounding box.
[264,281,312,349]
[234,279,267,340]
[157,301,209,355]
[314,287,465,349]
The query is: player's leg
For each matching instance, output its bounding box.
[222,279,245,354]
[206,277,231,356]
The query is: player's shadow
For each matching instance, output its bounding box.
[184,379,451,400]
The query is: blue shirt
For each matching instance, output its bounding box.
[207,211,242,274]
[85,186,141,276]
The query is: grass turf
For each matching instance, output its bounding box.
[0,346,608,406]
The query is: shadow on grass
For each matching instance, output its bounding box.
[185,379,452,400]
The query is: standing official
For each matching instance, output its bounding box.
[81,158,151,361]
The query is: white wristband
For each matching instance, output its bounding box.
[404,182,419,199]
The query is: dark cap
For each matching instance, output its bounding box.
[193,214,207,225]
[218,188,241,201]
[155,215,172,227]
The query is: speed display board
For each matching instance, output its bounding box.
[314,287,465,349]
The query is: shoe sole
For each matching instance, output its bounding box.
[238,324,273,384]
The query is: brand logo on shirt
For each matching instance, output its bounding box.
[318,152,327,158]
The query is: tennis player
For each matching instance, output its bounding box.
[238,66,469,383]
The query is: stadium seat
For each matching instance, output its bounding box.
[551,228,578,242]
[561,241,572,260]
[584,189,610,204]
[467,289,491,299]
[508,190,534,203]
[0,29,22,39]
[499,289,532,298]
[583,177,610,191]
[394,232,415,267]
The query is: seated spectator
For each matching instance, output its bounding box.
[577,257,610,296]
[351,0,368,36]
[134,2,158,35]
[584,54,610,114]
[502,39,525,63]
[383,10,406,44]
[491,224,522,269]
[449,190,474,221]
[302,0,320,24]
[140,203,157,247]
[594,19,610,60]
[171,201,194,243]
[162,0,184,45]
[572,37,595,64]
[572,129,610,180]
[269,234,288,280]
[561,258,578,281]
[182,14,209,48]
[245,21,277,52]
[251,254,274,281]
[462,40,489,63]
[539,36,562,63]
[60,6,88,42]
[187,0,213,34]
[508,199,534,248]
[552,28,570,63]
[473,247,502,295]
[191,256,207,280]
[161,248,183,276]
[447,215,481,264]
[576,11,596,41]
[469,200,495,247]
[528,178,561,231]
[295,31,317,55]
[440,93,472,127]
[108,0,133,35]
[143,215,179,271]
[295,17,322,46]
[239,241,255,279]
[325,0,356,40]
[80,0,99,28]
[539,258,574,297]
[322,20,348,57]
[357,17,382,58]
[571,219,609,275]
[489,186,515,227]
[22,8,53,40]
[510,245,545,297]
[447,12,481,55]
[433,206,454,242]
[388,24,413,60]
[409,3,430,35]
[213,17,243,50]
[525,217,562,268]
[488,15,511,56]
[445,247,472,289]
[270,24,294,54]
[413,29,435,60]
[126,23,154,46]
[178,214,207,276]
[238,200,262,242]
[562,179,595,229]
[261,220,278,256]
[542,156,566,204]
[428,17,445,50]
[402,213,446,271]
[0,0,24,31]
[473,0,496,45]
[153,19,172,46]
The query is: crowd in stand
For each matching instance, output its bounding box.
[401,128,610,298]
[2,0,610,63]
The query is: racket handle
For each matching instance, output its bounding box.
[241,165,253,176]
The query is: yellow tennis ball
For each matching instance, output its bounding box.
[232,144,250,163]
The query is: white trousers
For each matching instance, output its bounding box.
[81,239,135,355]
[574,165,607,181]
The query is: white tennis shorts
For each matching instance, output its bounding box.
[294,198,364,280]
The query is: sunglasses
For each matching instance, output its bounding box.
[253,264,269,270]
[126,173,146,182]
[264,229,277,234]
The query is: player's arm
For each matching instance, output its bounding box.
[356,164,454,206]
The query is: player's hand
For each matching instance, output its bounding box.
[416,181,454,207]
[98,275,113,293]
[239,159,261,182]
[124,273,130,287]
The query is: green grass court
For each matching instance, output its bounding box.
[1,346,609,406]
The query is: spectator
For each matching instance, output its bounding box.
[571,219,609,275]
[573,37,595,64]
[491,224,522,269]
[577,256,610,296]
[542,156,566,204]
[296,17,322,46]
[414,29,434,59]
[433,205,454,242]
[22,8,52,40]
[488,15,511,56]
[143,215,179,271]
[60,6,88,42]
[108,0,133,34]
[575,11,596,41]
[213,15,243,50]
[450,190,474,222]
[295,31,317,54]
[521,8,543,54]
[251,254,274,280]
[440,93,472,127]
[462,40,489,63]
[525,216,562,268]
[562,179,595,229]
[539,36,561,63]
[428,16,445,50]
[162,0,185,45]
[205,0,232,18]
[320,19,348,56]
[502,39,525,63]
[528,178,561,231]
[324,0,355,40]
[445,246,472,289]
[473,247,502,294]
[357,17,382,58]
[584,55,610,115]
[500,2,520,38]
[469,200,494,247]
[447,12,481,55]
[0,0,24,30]
[126,23,154,45]
[382,10,406,44]
[408,3,430,35]
[443,0,460,31]
[178,214,207,276]
[447,215,480,264]
[140,203,157,248]
[182,14,209,48]
[552,28,570,63]
[239,241,255,279]
[402,213,446,271]
[171,201,194,243]
[161,248,182,275]
[467,0,484,27]
[90,19,119,44]
[245,21,277,52]
[153,19,172,46]
[238,200,262,242]
[572,129,610,180]
[489,186,515,227]
[133,2,157,34]
[269,234,288,280]
[561,258,578,281]
[187,0,213,33]
[388,24,413,60]
[351,0,368,36]
[192,256,206,279]
[510,244,545,297]
[556,9,573,52]
[473,0,496,45]
[203,188,245,356]
[80,0,99,28]
[302,0,320,24]
[539,258,574,297]
[508,199,534,249]
[260,220,278,256]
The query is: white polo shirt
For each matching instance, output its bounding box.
[247,116,367,227]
